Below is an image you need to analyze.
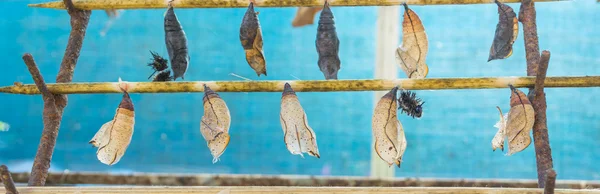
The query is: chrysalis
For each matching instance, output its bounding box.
[164,1,190,80]
[396,4,429,79]
[491,106,507,151]
[240,2,267,76]
[372,86,407,167]
[200,85,231,163]
[316,1,340,80]
[398,89,424,118]
[280,83,320,158]
[488,0,518,62]
[292,7,322,27]
[89,91,135,165]
[505,85,535,155]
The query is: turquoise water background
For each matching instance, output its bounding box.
[0,0,599,180]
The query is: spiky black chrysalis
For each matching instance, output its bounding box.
[153,70,173,82]
[398,89,424,118]
[147,51,169,79]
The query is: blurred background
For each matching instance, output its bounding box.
[0,0,598,181]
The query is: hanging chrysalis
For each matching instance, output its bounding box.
[491,106,507,151]
[488,0,518,62]
[240,2,267,76]
[398,89,424,118]
[316,1,340,80]
[280,83,320,158]
[89,88,135,165]
[292,7,322,27]
[396,4,429,79]
[164,1,189,80]
[200,85,231,163]
[147,51,173,82]
[504,85,535,155]
[372,86,407,167]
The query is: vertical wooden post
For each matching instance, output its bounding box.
[371,6,399,178]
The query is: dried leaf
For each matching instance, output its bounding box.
[240,2,267,76]
[372,87,407,167]
[292,7,323,27]
[280,83,320,158]
[398,89,424,118]
[396,4,429,79]
[89,92,135,165]
[492,106,507,151]
[316,1,341,80]
[505,85,535,155]
[200,85,231,163]
[488,0,518,62]
[164,4,190,80]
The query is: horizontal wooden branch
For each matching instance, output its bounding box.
[29,0,567,10]
[1,76,599,94]
[7,172,600,189]
[1,186,598,194]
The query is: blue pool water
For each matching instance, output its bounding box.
[0,0,599,180]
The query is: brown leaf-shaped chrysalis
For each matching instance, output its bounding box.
[505,85,534,155]
[316,1,340,80]
[200,85,231,163]
[372,86,407,167]
[292,7,323,27]
[89,90,135,165]
[280,83,320,158]
[240,2,267,76]
[488,0,518,62]
[165,1,190,80]
[396,4,429,79]
[492,106,507,151]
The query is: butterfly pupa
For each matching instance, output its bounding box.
[89,91,135,165]
[395,4,429,79]
[240,2,267,76]
[315,1,341,80]
[200,85,231,163]
[280,83,320,158]
[164,1,190,80]
[488,0,518,62]
[372,86,407,167]
[505,85,535,155]
[492,106,507,151]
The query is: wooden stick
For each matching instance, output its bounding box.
[7,172,600,188]
[1,76,599,94]
[545,169,557,194]
[0,165,18,194]
[531,51,554,188]
[27,0,91,186]
[29,0,567,10]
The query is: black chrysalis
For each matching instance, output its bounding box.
[164,2,190,80]
[315,1,340,80]
[398,90,424,118]
[147,51,169,79]
[488,0,518,62]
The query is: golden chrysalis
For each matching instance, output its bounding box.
[372,86,407,167]
[200,85,232,163]
[396,4,429,79]
[280,83,320,158]
[89,90,135,165]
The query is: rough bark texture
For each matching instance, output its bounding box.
[0,165,18,194]
[27,0,90,186]
[545,169,557,194]
[530,51,554,188]
[519,0,540,77]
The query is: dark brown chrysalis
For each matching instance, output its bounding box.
[398,90,424,118]
[165,2,190,80]
[316,1,340,80]
[240,2,267,76]
[488,0,518,62]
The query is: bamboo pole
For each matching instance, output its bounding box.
[29,0,567,10]
[1,76,599,95]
